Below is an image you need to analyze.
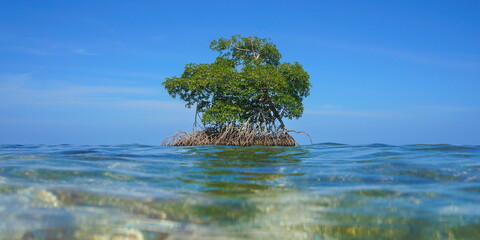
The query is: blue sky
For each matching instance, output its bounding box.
[0,0,479,145]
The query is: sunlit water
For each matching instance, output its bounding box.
[0,143,479,240]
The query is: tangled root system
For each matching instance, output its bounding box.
[162,129,295,146]
[162,121,311,146]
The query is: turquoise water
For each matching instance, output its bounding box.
[0,143,479,239]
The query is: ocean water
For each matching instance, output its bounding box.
[0,143,479,240]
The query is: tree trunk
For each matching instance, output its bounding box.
[262,90,286,130]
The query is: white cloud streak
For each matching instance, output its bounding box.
[16,46,57,56]
[72,48,97,56]
[315,40,480,71]
[304,104,476,119]
[0,73,185,113]
[149,35,167,41]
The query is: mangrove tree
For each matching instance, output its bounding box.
[162,35,311,146]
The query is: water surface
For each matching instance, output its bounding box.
[0,143,479,239]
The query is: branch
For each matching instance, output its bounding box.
[261,89,286,130]
[234,46,251,52]
[288,130,313,144]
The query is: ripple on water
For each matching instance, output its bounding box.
[0,143,479,239]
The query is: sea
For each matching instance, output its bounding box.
[0,143,479,240]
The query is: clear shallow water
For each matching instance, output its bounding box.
[0,143,479,240]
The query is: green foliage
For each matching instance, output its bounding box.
[163,35,311,130]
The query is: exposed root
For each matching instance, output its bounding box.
[288,130,313,145]
[162,122,303,146]
[162,129,296,146]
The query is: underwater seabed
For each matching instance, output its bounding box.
[0,144,479,239]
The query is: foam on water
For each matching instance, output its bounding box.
[0,143,479,239]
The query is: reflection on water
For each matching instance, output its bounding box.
[179,146,305,196]
[0,144,479,239]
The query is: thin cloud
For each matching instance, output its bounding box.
[81,19,117,34]
[72,48,97,56]
[150,35,167,41]
[306,109,401,118]
[314,40,480,71]
[97,38,126,47]
[0,73,32,84]
[1,85,153,105]
[0,76,187,114]
[305,104,404,118]
[16,46,57,56]
[114,100,187,111]
[58,85,155,95]
[305,104,477,119]
[413,105,476,113]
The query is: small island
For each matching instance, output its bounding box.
[162,35,311,146]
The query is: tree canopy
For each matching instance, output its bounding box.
[163,35,311,132]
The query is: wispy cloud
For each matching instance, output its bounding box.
[305,104,477,119]
[314,40,480,71]
[0,73,33,87]
[86,68,165,79]
[149,35,167,41]
[72,48,97,56]
[16,46,57,56]
[81,19,117,34]
[0,74,185,113]
[1,85,154,106]
[97,38,126,47]
[304,104,402,118]
[306,109,401,118]
[0,74,194,135]
[412,105,476,113]
[13,45,98,57]
[113,99,186,111]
